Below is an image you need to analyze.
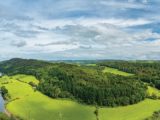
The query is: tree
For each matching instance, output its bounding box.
[1,86,8,99]
[51,86,61,98]
[94,105,99,120]
[0,112,11,120]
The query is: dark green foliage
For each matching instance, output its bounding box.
[0,58,52,80]
[29,82,37,87]
[38,66,146,106]
[94,106,99,120]
[0,58,147,106]
[0,113,16,120]
[98,61,160,89]
[29,82,37,92]
[0,86,9,100]
[0,113,10,120]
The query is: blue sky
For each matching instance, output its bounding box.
[0,0,160,60]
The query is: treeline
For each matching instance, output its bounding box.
[0,112,17,120]
[0,86,9,100]
[0,58,147,106]
[0,112,11,120]
[98,61,160,89]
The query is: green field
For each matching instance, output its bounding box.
[147,86,160,97]
[1,75,160,120]
[0,75,95,120]
[100,99,160,120]
[103,67,134,76]
[12,74,39,84]
[86,64,97,66]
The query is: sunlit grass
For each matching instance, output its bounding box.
[103,67,134,76]
[0,75,160,120]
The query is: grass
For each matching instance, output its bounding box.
[100,99,160,120]
[12,74,39,85]
[147,86,160,97]
[0,75,95,120]
[1,75,160,120]
[103,67,134,76]
[86,64,97,66]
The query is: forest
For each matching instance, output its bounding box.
[98,61,160,89]
[0,58,147,107]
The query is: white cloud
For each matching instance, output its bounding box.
[100,0,146,9]
[0,0,160,60]
[0,17,160,60]
[34,18,152,29]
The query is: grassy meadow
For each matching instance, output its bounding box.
[103,67,134,76]
[147,86,160,97]
[12,74,39,84]
[0,75,160,120]
[100,99,160,120]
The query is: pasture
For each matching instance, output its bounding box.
[0,75,160,120]
[103,67,134,76]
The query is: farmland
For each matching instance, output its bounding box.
[103,67,134,76]
[0,75,160,120]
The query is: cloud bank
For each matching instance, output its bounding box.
[0,0,160,60]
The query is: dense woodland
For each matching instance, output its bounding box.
[98,61,160,89]
[0,58,148,106]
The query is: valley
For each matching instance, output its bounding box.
[0,59,160,120]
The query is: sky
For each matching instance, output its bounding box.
[0,0,160,60]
